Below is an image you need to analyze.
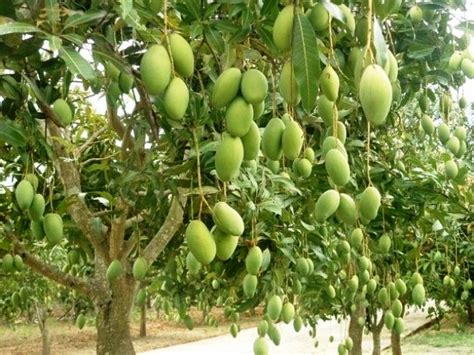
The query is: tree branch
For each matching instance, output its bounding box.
[7,234,96,299]
[143,193,187,263]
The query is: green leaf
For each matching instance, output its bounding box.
[64,10,107,29]
[292,13,320,112]
[407,42,435,59]
[373,18,388,66]
[45,0,60,26]
[204,25,225,54]
[0,120,27,148]
[121,0,133,18]
[0,22,41,36]
[320,0,344,22]
[48,35,62,51]
[58,47,97,82]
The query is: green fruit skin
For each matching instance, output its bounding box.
[28,193,45,221]
[446,136,460,154]
[395,279,407,295]
[43,213,63,244]
[169,33,194,78]
[444,160,458,179]
[267,159,280,174]
[456,141,467,158]
[293,316,303,332]
[225,97,254,137]
[215,134,244,182]
[325,149,350,186]
[242,121,261,161]
[272,5,294,52]
[461,58,474,78]
[378,287,390,308]
[136,288,146,306]
[296,158,312,178]
[454,126,467,141]
[378,234,391,253]
[15,180,34,210]
[246,246,263,275]
[132,257,148,280]
[327,284,336,298]
[412,283,426,306]
[384,311,395,329]
[359,186,381,222]
[308,3,329,32]
[438,123,450,144]
[449,51,462,70]
[164,77,189,121]
[76,314,86,330]
[213,202,244,236]
[304,147,315,162]
[24,174,38,192]
[13,255,23,270]
[186,252,202,274]
[118,72,134,94]
[253,337,269,355]
[268,323,281,345]
[213,228,239,261]
[327,121,347,144]
[367,279,377,294]
[253,100,265,120]
[106,260,123,282]
[339,5,355,34]
[296,257,309,275]
[317,95,336,126]
[257,320,269,337]
[314,189,340,222]
[336,193,357,225]
[140,45,171,95]
[320,65,339,102]
[52,99,73,125]
[31,220,45,239]
[359,64,393,126]
[267,295,283,321]
[391,299,403,318]
[186,220,216,265]
[387,50,398,82]
[279,62,300,106]
[241,69,268,104]
[421,115,434,135]
[409,5,423,23]
[281,302,295,324]
[322,136,347,159]
[282,120,304,160]
[393,318,405,335]
[211,68,242,108]
[243,274,258,298]
[262,118,286,160]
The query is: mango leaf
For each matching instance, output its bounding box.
[58,47,97,82]
[204,25,225,54]
[0,120,27,148]
[0,22,40,36]
[292,13,320,112]
[120,0,133,19]
[373,18,388,66]
[45,0,60,25]
[407,42,435,59]
[64,10,107,29]
[320,0,344,22]
[48,35,62,51]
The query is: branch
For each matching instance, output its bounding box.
[143,192,187,263]
[133,73,161,144]
[75,126,107,156]
[106,96,135,151]
[7,234,96,299]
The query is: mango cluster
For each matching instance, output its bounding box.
[140,33,194,121]
[212,67,267,182]
[15,174,64,245]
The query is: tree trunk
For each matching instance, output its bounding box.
[391,330,402,355]
[349,303,366,355]
[140,302,147,337]
[35,303,51,355]
[96,275,136,355]
[372,315,384,355]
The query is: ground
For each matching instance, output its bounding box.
[0,307,260,355]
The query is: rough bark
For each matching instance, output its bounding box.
[348,303,366,355]
[372,316,384,355]
[140,302,147,337]
[391,330,402,355]
[96,275,136,355]
[35,303,51,355]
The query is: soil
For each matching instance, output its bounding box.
[0,307,261,355]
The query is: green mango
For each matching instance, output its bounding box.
[246,246,263,275]
[242,121,261,161]
[140,45,171,95]
[132,256,148,280]
[336,193,357,225]
[213,228,239,261]
[106,260,123,282]
[186,220,216,265]
[325,148,350,186]
[215,133,244,182]
[213,202,244,236]
[211,68,242,108]
[320,65,339,102]
[308,3,329,32]
[358,186,381,222]
[169,33,194,78]
[267,294,283,321]
[52,99,73,126]
[359,64,392,126]
[43,213,63,244]
[272,5,294,52]
[15,180,34,210]
[243,274,258,298]
[164,77,189,121]
[279,62,300,106]
[225,97,254,137]
[282,120,304,160]
[314,189,340,222]
[28,194,45,221]
[262,118,285,160]
[241,69,268,104]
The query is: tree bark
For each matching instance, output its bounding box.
[35,302,51,355]
[96,275,136,355]
[349,303,366,355]
[140,301,147,337]
[371,316,384,355]
[391,330,402,355]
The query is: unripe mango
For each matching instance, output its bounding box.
[321,136,347,159]
[446,136,460,154]
[395,279,407,295]
[253,337,269,355]
[281,302,295,324]
[31,220,45,239]
[43,213,63,244]
[213,228,239,261]
[378,234,391,253]
[215,134,244,182]
[76,314,86,330]
[211,68,242,108]
[293,316,303,332]
[282,120,304,160]
[296,257,309,275]
[304,147,315,162]
[279,62,300,106]
[133,256,148,281]
[106,260,123,282]
[267,295,283,321]
[359,64,392,126]
[186,252,202,274]
[15,180,34,210]
[325,148,350,186]
[349,228,364,249]
[272,5,294,52]
[296,158,312,178]
[320,65,339,102]
[456,141,467,158]
[336,193,357,225]
[461,58,474,78]
[3,254,14,272]
[24,174,38,192]
[28,193,45,221]
[242,121,261,161]
[314,189,340,222]
[454,126,467,141]
[225,97,254,137]
[140,45,171,95]
[444,160,458,179]
[437,123,450,144]
[213,202,244,236]
[118,72,134,94]
[358,186,381,222]
[53,99,73,125]
[421,115,434,135]
[241,69,268,104]
[449,51,462,71]
[243,274,258,298]
[262,118,285,160]
[253,100,265,120]
[367,279,377,294]
[169,33,194,78]
[267,159,280,174]
[408,5,423,24]
[186,220,216,265]
[246,246,263,275]
[164,77,189,121]
[317,94,336,126]
[308,3,329,32]
[387,50,398,82]
[327,121,347,144]
[384,311,395,329]
[393,318,405,335]
[412,283,425,306]
[136,288,147,306]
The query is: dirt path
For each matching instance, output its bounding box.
[141,306,431,354]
